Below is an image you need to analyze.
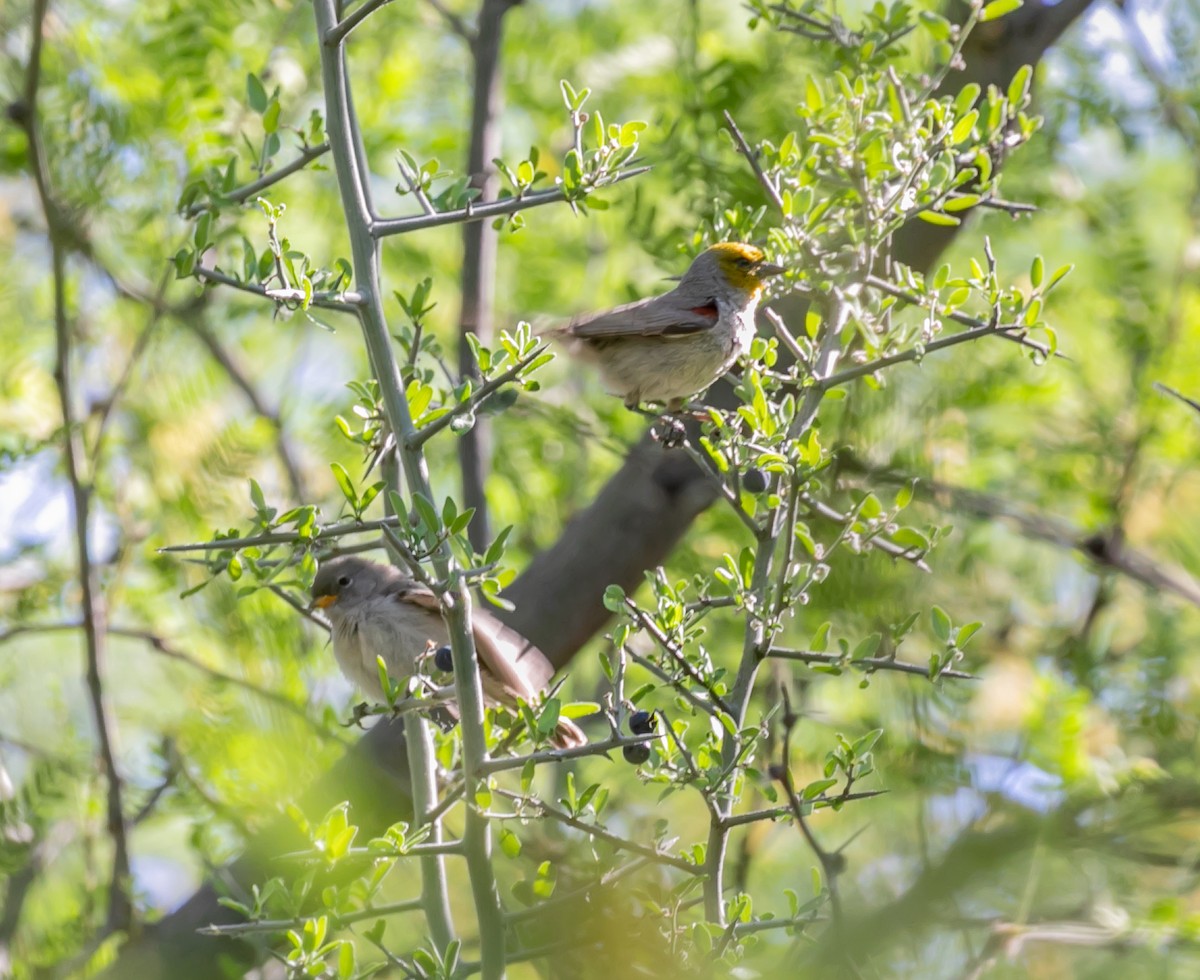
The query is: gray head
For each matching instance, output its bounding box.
[677,242,785,301]
[311,555,401,612]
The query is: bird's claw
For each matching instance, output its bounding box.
[650,415,689,448]
[341,701,372,728]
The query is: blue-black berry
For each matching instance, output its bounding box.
[742,467,768,494]
[433,644,454,672]
[622,743,652,765]
[628,710,656,735]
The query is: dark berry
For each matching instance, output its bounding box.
[433,644,454,672]
[767,763,788,781]
[742,467,768,494]
[628,710,656,735]
[623,743,652,766]
[5,101,30,126]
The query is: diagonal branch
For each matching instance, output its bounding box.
[183,142,331,218]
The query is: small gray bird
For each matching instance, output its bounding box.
[311,555,586,749]
[557,242,784,410]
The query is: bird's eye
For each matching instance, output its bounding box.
[737,256,752,267]
[337,575,352,587]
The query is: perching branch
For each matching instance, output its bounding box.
[312,0,502,970]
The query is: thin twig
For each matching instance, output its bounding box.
[161,515,403,553]
[405,344,549,449]
[623,601,736,717]
[371,167,649,237]
[768,648,975,681]
[491,788,698,873]
[195,265,362,313]
[183,142,331,218]
[723,110,785,212]
[197,897,423,936]
[424,0,474,41]
[477,730,658,775]
[325,0,395,46]
[19,0,132,934]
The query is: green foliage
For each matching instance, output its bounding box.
[5,0,1200,978]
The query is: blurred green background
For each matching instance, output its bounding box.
[2,0,1200,976]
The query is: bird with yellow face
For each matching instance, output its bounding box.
[557,242,784,411]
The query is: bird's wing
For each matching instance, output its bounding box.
[386,583,552,700]
[564,293,719,340]
[470,608,552,701]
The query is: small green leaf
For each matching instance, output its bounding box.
[803,777,838,800]
[262,99,281,135]
[981,0,1023,22]
[956,621,984,649]
[951,110,979,145]
[954,83,981,116]
[246,73,267,112]
[602,584,626,613]
[1008,64,1033,109]
[852,633,881,660]
[931,606,952,643]
[330,462,357,508]
[918,210,961,226]
[499,827,521,858]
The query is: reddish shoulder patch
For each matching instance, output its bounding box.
[690,303,719,321]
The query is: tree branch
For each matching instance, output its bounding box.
[370,167,649,237]
[18,0,132,935]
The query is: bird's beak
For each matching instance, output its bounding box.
[756,261,785,278]
[312,595,337,610]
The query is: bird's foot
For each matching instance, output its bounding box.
[650,414,688,448]
[341,701,373,729]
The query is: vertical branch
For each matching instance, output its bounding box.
[403,715,456,952]
[702,296,847,925]
[457,0,521,551]
[380,450,456,952]
[315,3,506,974]
[18,0,132,934]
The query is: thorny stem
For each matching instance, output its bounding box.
[313,1,504,971]
[20,0,133,935]
[183,142,331,218]
[195,264,362,312]
[198,898,423,937]
[768,647,976,681]
[161,514,406,552]
[491,788,698,873]
[702,296,848,925]
[405,344,548,449]
[370,167,649,236]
